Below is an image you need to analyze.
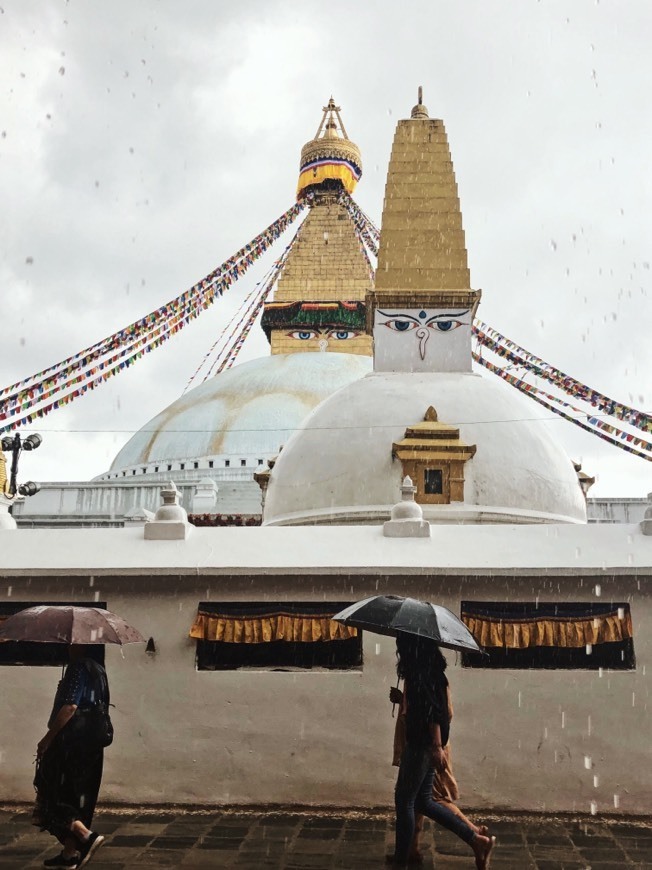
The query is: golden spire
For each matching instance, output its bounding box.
[368,88,480,314]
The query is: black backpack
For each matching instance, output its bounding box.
[68,659,114,748]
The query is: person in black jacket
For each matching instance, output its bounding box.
[33,645,107,869]
[386,635,495,868]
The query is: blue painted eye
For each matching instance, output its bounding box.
[430,320,464,332]
[288,330,318,340]
[328,330,357,340]
[384,319,416,332]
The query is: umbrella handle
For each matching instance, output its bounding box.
[391,676,401,719]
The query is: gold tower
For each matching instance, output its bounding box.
[261,99,373,357]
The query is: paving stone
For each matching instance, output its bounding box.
[138,848,189,864]
[1,808,651,867]
[299,826,342,839]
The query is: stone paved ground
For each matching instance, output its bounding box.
[0,807,650,869]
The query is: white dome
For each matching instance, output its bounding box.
[108,353,372,473]
[264,371,587,525]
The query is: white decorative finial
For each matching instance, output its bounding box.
[144,480,192,540]
[383,475,430,538]
[641,492,652,536]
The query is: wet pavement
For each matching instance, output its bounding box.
[0,807,651,869]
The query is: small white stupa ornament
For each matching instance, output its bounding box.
[641,492,652,537]
[144,481,191,540]
[383,476,431,538]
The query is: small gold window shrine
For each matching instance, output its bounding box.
[392,406,476,504]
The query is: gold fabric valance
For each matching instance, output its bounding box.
[463,610,633,650]
[190,611,358,644]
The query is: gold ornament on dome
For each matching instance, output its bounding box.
[297,97,362,197]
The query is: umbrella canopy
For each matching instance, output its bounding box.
[0,606,145,645]
[332,595,484,654]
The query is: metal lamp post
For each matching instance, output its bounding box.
[0,433,42,514]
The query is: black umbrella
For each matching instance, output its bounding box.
[332,594,484,654]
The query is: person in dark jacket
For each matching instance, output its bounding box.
[386,635,495,868]
[33,645,107,869]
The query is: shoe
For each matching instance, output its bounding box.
[43,853,79,868]
[77,833,105,869]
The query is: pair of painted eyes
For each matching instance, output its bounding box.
[383,319,464,333]
[288,330,360,340]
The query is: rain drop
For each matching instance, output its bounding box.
[590,801,597,816]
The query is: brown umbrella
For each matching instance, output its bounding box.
[0,606,145,645]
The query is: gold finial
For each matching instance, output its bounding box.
[313,96,349,140]
[424,406,438,422]
[410,85,429,119]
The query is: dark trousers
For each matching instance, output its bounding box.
[34,730,103,844]
[394,742,475,862]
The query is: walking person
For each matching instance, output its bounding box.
[390,681,491,863]
[33,645,108,869]
[386,634,495,869]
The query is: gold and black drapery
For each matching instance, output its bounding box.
[190,602,359,644]
[461,601,633,650]
[460,601,635,671]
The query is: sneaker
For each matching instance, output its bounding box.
[77,833,105,869]
[43,853,79,868]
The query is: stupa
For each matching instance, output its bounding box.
[263,92,587,525]
[97,100,375,507]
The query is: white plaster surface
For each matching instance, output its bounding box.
[0,569,648,813]
[0,521,650,574]
[264,371,587,526]
[108,352,372,472]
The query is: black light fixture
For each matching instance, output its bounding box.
[18,481,40,497]
[22,434,42,451]
[1,432,42,498]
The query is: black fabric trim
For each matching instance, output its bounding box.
[460,600,628,621]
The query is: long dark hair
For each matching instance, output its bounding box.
[396,633,447,683]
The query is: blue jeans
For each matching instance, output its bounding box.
[394,743,475,862]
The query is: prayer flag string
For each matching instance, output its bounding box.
[473,322,650,434]
[0,201,307,431]
[0,200,307,412]
[473,353,652,462]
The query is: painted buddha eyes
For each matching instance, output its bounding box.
[287,329,359,340]
[382,318,464,333]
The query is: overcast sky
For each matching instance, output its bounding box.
[1,0,650,497]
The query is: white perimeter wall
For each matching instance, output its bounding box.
[0,571,649,815]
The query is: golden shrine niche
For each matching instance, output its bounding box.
[392,406,476,504]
